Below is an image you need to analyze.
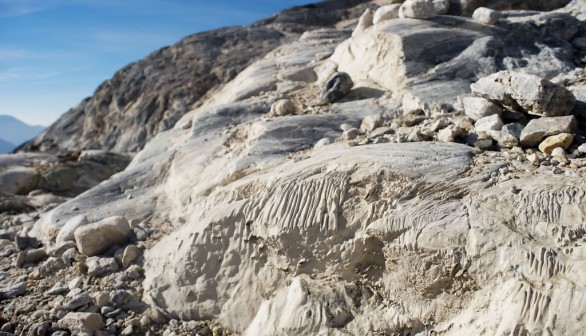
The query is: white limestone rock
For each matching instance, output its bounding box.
[472,7,502,25]
[360,115,384,132]
[399,0,437,19]
[474,114,504,132]
[74,216,130,257]
[462,96,501,121]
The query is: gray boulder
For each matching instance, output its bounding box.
[471,71,576,117]
[519,116,577,147]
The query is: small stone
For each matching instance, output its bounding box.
[502,123,524,139]
[121,325,134,336]
[110,290,137,308]
[475,114,503,132]
[46,282,68,296]
[95,292,110,308]
[472,7,501,25]
[487,130,518,148]
[538,133,574,154]
[360,115,383,132]
[58,312,105,336]
[61,248,77,265]
[342,128,361,141]
[68,277,83,290]
[578,143,586,154]
[318,72,354,104]
[462,96,501,121]
[433,0,449,14]
[15,248,47,267]
[0,282,26,300]
[86,257,119,277]
[340,123,354,131]
[140,315,152,327]
[64,293,91,311]
[369,127,394,139]
[121,245,141,268]
[373,4,401,24]
[37,257,66,277]
[47,241,76,258]
[270,99,296,116]
[399,0,436,19]
[74,216,130,257]
[437,127,464,143]
[551,147,567,158]
[520,116,577,147]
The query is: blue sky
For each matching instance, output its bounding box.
[0,0,314,126]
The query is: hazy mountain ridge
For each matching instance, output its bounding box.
[0,115,44,153]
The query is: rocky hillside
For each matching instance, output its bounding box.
[2,0,586,335]
[19,0,375,154]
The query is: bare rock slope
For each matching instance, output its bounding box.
[18,0,375,154]
[3,1,586,336]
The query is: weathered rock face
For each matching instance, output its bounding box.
[4,1,586,335]
[328,10,583,116]
[18,0,376,154]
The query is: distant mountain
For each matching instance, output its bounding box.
[0,138,15,154]
[0,115,44,151]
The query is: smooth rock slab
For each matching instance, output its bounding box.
[74,216,130,256]
[519,116,577,147]
[471,71,576,117]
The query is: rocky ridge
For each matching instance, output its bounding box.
[2,0,586,335]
